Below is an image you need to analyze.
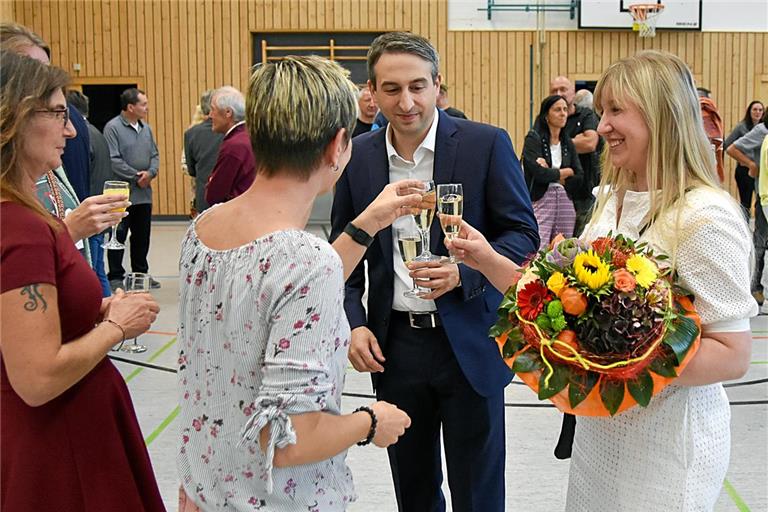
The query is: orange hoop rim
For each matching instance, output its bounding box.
[629,3,665,21]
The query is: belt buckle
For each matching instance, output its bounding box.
[408,311,436,329]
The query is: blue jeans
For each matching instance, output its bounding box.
[89,234,111,297]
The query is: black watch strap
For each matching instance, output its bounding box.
[344,222,374,248]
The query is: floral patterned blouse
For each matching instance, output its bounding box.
[177,221,355,511]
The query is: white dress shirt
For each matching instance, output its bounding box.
[387,109,440,312]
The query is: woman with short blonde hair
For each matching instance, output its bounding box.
[177,55,420,511]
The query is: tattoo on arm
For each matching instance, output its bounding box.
[21,285,48,312]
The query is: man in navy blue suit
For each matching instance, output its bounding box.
[330,32,538,511]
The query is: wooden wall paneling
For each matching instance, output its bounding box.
[520,32,529,141]
[83,0,94,76]
[170,0,184,214]
[498,32,508,136]
[480,31,490,123]
[489,32,499,127]
[471,32,481,120]
[221,0,231,84]
[249,0,257,32]
[204,1,213,88]
[394,0,403,30]
[91,0,104,76]
[109,0,120,76]
[240,0,249,89]
[0,1,15,22]
[40,1,52,64]
[100,0,112,76]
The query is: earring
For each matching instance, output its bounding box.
[331,163,339,173]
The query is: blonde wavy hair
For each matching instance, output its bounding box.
[0,51,70,228]
[246,55,357,181]
[589,50,743,268]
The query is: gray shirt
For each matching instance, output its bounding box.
[103,113,160,205]
[733,123,768,165]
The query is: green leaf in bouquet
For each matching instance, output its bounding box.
[567,370,599,408]
[511,350,539,373]
[488,314,514,338]
[501,326,526,358]
[663,314,699,365]
[648,350,678,378]
[498,293,517,314]
[599,378,625,416]
[538,365,569,400]
[626,370,654,407]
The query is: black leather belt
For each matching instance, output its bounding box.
[392,310,442,329]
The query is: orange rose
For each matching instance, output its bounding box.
[560,287,588,316]
[613,268,637,292]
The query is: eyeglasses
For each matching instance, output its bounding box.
[34,107,70,126]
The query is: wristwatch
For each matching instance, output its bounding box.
[344,222,374,248]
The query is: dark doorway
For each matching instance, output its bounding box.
[81,83,137,132]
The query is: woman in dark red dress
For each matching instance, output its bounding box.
[0,52,165,511]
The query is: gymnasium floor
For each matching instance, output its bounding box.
[113,221,767,512]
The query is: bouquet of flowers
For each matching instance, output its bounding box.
[490,234,701,416]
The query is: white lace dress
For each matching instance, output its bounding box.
[566,188,758,511]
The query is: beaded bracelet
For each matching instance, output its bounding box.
[354,406,377,446]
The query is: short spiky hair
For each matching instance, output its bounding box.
[246,55,357,181]
[367,32,439,88]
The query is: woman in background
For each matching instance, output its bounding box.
[522,94,584,248]
[725,100,764,213]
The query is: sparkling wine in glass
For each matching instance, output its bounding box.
[437,183,464,264]
[102,180,130,250]
[121,272,151,353]
[411,180,439,262]
[396,223,429,298]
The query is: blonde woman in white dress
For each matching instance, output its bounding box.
[444,50,756,511]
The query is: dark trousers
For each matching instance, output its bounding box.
[754,177,767,293]
[735,165,755,214]
[107,203,152,281]
[377,312,506,512]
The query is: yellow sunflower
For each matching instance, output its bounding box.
[625,254,658,288]
[573,250,611,290]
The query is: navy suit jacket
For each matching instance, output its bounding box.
[330,111,539,397]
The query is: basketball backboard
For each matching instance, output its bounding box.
[579,0,702,30]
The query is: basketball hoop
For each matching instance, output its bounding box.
[629,3,665,38]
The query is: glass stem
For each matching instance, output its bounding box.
[421,229,431,257]
[111,225,118,244]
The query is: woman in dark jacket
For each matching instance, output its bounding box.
[725,100,764,213]
[522,94,584,248]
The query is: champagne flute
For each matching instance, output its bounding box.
[121,272,151,353]
[437,183,464,264]
[102,180,130,250]
[411,180,440,262]
[396,222,429,298]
